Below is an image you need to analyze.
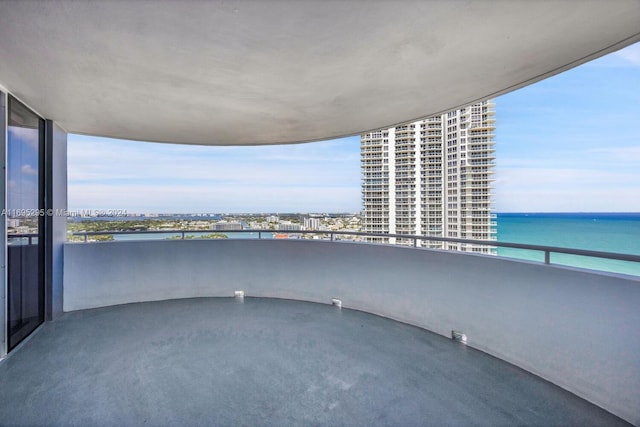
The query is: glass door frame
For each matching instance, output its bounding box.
[3,93,46,354]
[1,89,6,357]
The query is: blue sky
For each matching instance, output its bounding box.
[68,42,640,213]
[68,136,361,213]
[496,42,640,212]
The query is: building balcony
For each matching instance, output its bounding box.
[467,160,496,166]
[467,146,496,153]
[469,124,496,131]
[2,1,640,424]
[1,236,638,425]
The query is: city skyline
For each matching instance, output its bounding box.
[68,42,640,213]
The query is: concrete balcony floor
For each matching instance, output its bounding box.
[0,298,629,426]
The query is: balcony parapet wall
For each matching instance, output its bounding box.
[64,239,640,425]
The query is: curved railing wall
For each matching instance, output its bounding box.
[63,239,640,424]
[71,229,640,270]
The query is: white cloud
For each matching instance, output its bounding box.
[496,187,640,212]
[7,180,39,210]
[68,137,359,183]
[21,164,38,176]
[587,146,640,163]
[67,136,362,212]
[69,183,361,213]
[613,43,640,66]
[495,167,640,212]
[8,126,40,150]
[582,41,640,69]
[497,167,639,187]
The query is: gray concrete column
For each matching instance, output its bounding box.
[45,120,67,320]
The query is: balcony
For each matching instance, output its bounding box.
[1,2,640,425]
[1,296,620,426]
[1,233,637,424]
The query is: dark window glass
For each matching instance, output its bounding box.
[7,96,44,351]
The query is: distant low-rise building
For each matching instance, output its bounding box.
[211,221,243,231]
[278,223,301,231]
[304,217,321,230]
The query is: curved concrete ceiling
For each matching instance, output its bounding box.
[1,1,639,146]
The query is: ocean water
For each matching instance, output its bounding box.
[497,213,640,277]
[109,214,640,277]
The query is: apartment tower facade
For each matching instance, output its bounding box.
[361,100,496,252]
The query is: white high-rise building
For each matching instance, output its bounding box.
[361,100,496,253]
[304,217,321,230]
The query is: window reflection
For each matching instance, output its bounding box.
[7,96,44,350]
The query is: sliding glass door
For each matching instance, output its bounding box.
[6,96,44,351]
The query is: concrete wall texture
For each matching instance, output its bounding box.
[46,120,67,320]
[64,239,640,424]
